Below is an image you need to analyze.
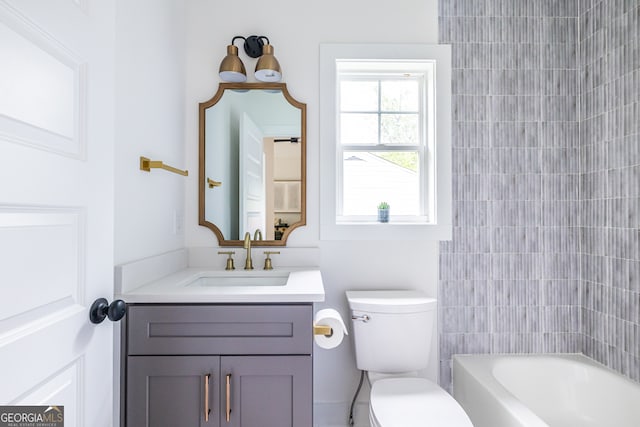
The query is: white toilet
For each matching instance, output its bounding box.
[346,290,473,427]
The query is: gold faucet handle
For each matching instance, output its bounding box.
[218,251,235,270]
[263,251,280,270]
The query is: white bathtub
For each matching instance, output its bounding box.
[452,354,640,427]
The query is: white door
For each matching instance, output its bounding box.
[0,1,115,426]
[239,113,266,237]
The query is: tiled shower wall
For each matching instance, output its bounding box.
[580,1,640,379]
[438,0,640,392]
[438,0,582,393]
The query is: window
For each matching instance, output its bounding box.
[337,62,431,221]
[320,44,452,240]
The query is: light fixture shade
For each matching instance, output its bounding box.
[219,45,247,82]
[254,44,282,82]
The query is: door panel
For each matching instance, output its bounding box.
[13,363,80,427]
[0,1,115,426]
[0,208,81,324]
[0,2,85,157]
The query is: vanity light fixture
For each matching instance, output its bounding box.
[218,36,247,82]
[254,41,281,82]
[218,35,282,83]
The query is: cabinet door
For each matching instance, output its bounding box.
[221,356,312,427]
[127,356,221,427]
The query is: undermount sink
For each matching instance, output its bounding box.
[184,271,290,287]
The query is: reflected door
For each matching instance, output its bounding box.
[239,113,266,237]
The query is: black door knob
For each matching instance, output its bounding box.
[90,298,126,324]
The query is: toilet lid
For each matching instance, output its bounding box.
[370,378,473,427]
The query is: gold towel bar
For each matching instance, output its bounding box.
[140,156,188,176]
[313,324,333,337]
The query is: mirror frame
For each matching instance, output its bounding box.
[198,82,307,246]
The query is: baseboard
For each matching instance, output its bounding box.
[314,402,369,427]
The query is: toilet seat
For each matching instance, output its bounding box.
[369,378,473,427]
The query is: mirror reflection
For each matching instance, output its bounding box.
[199,83,306,245]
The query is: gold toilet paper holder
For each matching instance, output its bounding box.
[313,324,333,337]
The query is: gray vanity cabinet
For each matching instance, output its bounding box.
[122,304,313,427]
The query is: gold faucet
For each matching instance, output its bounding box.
[254,229,262,241]
[243,232,253,270]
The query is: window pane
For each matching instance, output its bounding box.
[340,113,378,145]
[340,80,378,111]
[374,151,418,172]
[342,151,420,216]
[380,113,419,145]
[381,80,419,111]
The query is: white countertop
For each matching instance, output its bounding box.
[117,268,325,304]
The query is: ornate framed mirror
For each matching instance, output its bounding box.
[199,83,306,246]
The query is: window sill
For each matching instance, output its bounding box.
[321,221,452,241]
[336,215,430,224]
[336,221,431,226]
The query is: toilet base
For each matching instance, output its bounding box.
[368,377,473,427]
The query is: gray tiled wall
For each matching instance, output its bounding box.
[579,0,640,380]
[438,0,640,392]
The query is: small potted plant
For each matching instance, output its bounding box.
[377,202,390,223]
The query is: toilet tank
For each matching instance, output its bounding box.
[346,290,437,373]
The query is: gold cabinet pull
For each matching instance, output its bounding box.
[204,373,211,422]
[225,373,232,422]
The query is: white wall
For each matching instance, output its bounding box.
[114,0,186,265]
[183,0,440,424]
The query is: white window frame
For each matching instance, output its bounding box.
[337,65,430,222]
[320,43,452,241]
